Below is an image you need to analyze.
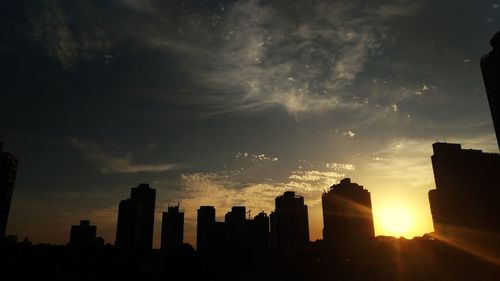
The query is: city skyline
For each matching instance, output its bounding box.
[1,1,499,248]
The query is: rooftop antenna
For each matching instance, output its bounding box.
[247,209,251,220]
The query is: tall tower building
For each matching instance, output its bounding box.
[196,206,216,252]
[161,204,184,252]
[0,142,18,238]
[245,211,270,251]
[480,31,500,150]
[270,191,309,250]
[130,183,156,250]
[224,206,246,249]
[322,178,374,248]
[115,183,156,250]
[428,143,500,235]
[115,198,137,249]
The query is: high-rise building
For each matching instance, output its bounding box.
[195,205,270,253]
[480,31,500,150]
[224,206,246,249]
[322,178,374,248]
[0,142,18,238]
[69,220,103,247]
[130,183,156,249]
[196,206,216,252]
[115,198,137,249]
[245,212,269,251]
[161,204,184,252]
[428,143,500,235]
[270,191,309,250]
[115,183,156,250]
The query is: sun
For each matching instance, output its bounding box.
[376,206,414,238]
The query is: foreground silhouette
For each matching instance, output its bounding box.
[0,142,18,238]
[1,236,499,280]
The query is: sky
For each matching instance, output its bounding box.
[1,0,499,248]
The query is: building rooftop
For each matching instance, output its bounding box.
[491,30,500,49]
[327,178,367,193]
[281,191,303,199]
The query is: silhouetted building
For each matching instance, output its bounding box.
[428,142,500,236]
[244,212,270,251]
[196,206,216,252]
[224,207,270,252]
[196,205,270,253]
[161,204,184,252]
[270,191,309,250]
[224,206,246,249]
[322,178,375,249]
[212,221,227,250]
[116,198,136,249]
[0,142,18,238]
[481,31,500,150]
[115,183,156,250]
[69,220,103,247]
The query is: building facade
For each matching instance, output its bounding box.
[161,204,184,252]
[428,143,500,235]
[196,205,270,253]
[0,142,18,238]
[322,178,374,248]
[196,206,216,252]
[115,183,156,250]
[480,31,500,150]
[270,191,309,250]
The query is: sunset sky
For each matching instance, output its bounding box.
[1,0,499,248]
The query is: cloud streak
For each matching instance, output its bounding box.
[70,138,180,174]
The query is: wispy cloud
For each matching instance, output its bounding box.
[235,152,278,162]
[342,130,357,138]
[359,138,434,188]
[147,0,423,115]
[195,1,376,114]
[170,158,354,218]
[69,138,180,174]
[372,0,422,17]
[31,1,78,68]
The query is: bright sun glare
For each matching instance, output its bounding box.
[377,206,414,238]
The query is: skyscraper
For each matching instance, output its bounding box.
[270,191,309,250]
[245,212,270,251]
[224,206,246,249]
[480,31,500,150]
[161,204,184,252]
[196,206,216,252]
[115,183,156,250]
[428,143,500,236]
[322,178,374,248]
[115,198,137,249]
[0,142,18,238]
